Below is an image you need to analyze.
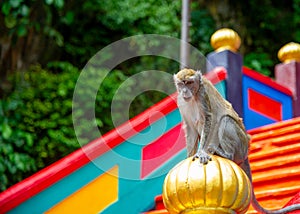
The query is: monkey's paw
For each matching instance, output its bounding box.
[192,152,212,164]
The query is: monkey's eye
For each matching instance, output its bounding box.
[186,81,193,85]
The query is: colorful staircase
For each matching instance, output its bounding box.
[145,117,300,214]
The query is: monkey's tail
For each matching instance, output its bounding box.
[251,188,300,214]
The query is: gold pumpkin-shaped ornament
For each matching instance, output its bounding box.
[277,42,300,63]
[210,28,241,52]
[162,155,251,214]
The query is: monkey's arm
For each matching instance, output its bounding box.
[182,119,199,157]
[194,81,213,163]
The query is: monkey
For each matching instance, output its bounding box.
[174,68,300,214]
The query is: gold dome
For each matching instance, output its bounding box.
[210,28,241,52]
[162,155,251,214]
[278,42,300,63]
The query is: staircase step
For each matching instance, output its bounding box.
[248,117,300,135]
[250,133,300,153]
[249,143,300,161]
[254,185,300,199]
[252,167,300,184]
[250,123,300,142]
[250,153,300,172]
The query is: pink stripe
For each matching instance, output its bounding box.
[205,66,227,84]
[141,124,186,179]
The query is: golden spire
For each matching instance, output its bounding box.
[210,28,241,52]
[278,42,300,63]
[162,155,251,214]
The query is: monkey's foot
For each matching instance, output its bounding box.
[192,152,212,164]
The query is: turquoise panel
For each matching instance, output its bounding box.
[215,80,226,98]
[102,149,186,214]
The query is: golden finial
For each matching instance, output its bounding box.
[210,28,241,52]
[162,155,251,214]
[278,42,300,63]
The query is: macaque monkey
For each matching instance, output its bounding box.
[174,68,300,214]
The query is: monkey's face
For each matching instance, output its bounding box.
[175,78,198,102]
[174,69,201,102]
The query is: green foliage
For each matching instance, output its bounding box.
[98,0,180,36]
[0,99,36,191]
[244,52,273,76]
[72,66,135,143]
[293,0,300,40]
[1,0,30,36]
[8,63,80,170]
[0,0,65,46]
[190,5,216,55]
[239,0,296,73]
[59,0,181,66]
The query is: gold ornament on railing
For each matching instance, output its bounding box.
[278,42,300,63]
[162,155,251,214]
[210,28,241,52]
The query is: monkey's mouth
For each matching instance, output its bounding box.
[183,96,192,102]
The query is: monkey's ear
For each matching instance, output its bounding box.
[195,70,203,80]
[173,74,180,84]
[195,70,202,76]
[173,74,177,81]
